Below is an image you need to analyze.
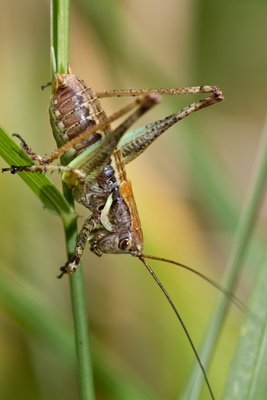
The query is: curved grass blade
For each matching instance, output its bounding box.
[222,251,267,399]
[0,127,73,219]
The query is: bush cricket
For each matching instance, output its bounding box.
[3,65,239,399]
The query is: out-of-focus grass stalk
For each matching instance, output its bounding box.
[222,249,267,399]
[0,263,160,400]
[181,117,267,399]
[50,1,95,399]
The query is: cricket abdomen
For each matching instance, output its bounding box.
[50,71,110,158]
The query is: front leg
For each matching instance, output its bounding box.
[58,216,96,278]
[2,164,86,186]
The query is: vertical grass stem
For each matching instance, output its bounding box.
[50,1,95,398]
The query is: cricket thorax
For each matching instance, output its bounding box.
[73,162,144,256]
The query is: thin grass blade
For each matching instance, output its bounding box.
[0,126,73,218]
[222,250,267,399]
[0,264,160,400]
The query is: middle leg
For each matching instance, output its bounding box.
[58,215,96,278]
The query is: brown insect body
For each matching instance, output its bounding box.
[50,70,144,258]
[50,73,107,153]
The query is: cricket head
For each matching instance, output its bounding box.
[91,227,144,257]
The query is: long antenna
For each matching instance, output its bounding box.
[142,254,246,313]
[139,256,215,400]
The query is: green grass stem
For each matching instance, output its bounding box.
[50,1,94,399]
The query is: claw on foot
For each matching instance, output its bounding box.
[2,165,22,174]
[41,81,51,91]
[12,133,26,144]
[57,267,67,279]
[57,262,76,279]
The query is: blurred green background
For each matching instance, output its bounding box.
[1,0,267,399]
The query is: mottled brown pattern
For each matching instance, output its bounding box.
[50,70,142,254]
[50,72,111,157]
[111,148,127,184]
[119,180,143,240]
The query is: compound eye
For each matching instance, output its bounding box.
[119,237,132,251]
